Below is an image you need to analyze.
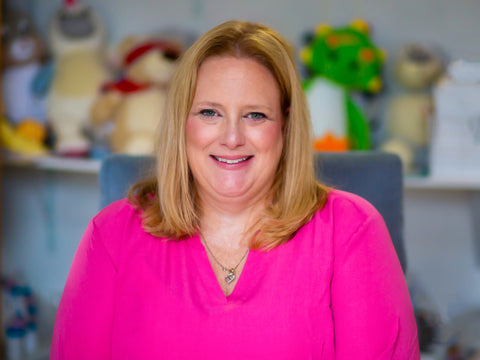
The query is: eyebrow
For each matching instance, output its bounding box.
[243,105,274,113]
[193,101,223,108]
[193,102,274,113]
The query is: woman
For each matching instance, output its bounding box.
[50,20,419,359]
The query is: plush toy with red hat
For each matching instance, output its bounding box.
[90,37,182,155]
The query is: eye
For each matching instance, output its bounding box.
[246,112,266,121]
[199,109,218,117]
[164,51,179,61]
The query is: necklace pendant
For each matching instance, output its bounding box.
[225,270,236,284]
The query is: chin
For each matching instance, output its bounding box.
[215,188,248,199]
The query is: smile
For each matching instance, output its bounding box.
[212,155,253,164]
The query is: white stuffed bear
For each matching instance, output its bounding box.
[47,0,109,156]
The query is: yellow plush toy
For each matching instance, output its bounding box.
[1,117,48,156]
[90,37,181,154]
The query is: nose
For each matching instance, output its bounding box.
[220,116,245,149]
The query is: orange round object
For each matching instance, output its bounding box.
[16,119,47,142]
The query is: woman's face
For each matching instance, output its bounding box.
[186,55,284,210]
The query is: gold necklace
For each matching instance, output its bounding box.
[200,233,249,285]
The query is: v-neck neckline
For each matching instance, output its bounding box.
[187,233,263,306]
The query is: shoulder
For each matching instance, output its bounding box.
[321,189,382,225]
[92,198,142,232]
[295,189,384,245]
[87,198,145,258]
[312,189,388,247]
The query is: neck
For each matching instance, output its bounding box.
[198,199,264,250]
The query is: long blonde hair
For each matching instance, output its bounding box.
[129,20,329,250]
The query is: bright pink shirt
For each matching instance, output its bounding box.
[50,190,420,359]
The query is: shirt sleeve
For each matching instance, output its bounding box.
[49,219,117,360]
[331,209,420,360]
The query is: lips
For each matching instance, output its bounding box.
[211,155,253,164]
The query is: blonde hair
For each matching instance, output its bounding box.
[130,20,329,250]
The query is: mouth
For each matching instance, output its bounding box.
[211,155,253,164]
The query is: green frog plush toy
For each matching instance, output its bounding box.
[301,20,385,151]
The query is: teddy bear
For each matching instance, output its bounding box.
[300,20,385,151]
[45,0,109,156]
[381,43,443,174]
[90,37,182,155]
[1,8,48,126]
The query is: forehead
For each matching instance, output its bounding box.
[199,54,266,71]
[193,56,281,102]
[198,54,278,81]
[196,56,278,87]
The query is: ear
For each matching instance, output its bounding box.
[350,19,370,35]
[315,23,331,36]
[300,47,313,66]
[118,36,141,57]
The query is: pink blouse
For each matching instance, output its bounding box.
[50,190,420,359]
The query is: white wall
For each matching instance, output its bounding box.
[404,189,480,321]
[2,167,100,341]
[8,0,480,62]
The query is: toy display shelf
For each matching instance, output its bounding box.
[405,174,480,191]
[3,154,480,191]
[2,154,101,174]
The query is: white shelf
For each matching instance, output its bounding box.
[405,175,480,190]
[3,155,480,190]
[2,154,101,174]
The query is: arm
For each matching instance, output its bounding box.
[346,95,371,150]
[331,210,420,359]
[90,92,122,124]
[50,219,116,360]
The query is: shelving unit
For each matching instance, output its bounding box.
[405,175,480,191]
[4,154,480,191]
[3,154,101,174]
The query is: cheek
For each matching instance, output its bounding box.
[185,118,196,149]
[185,119,201,176]
[185,118,207,150]
[258,122,284,155]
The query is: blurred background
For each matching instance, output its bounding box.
[1,0,480,359]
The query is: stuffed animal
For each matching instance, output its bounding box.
[2,276,39,357]
[0,117,48,156]
[1,8,47,126]
[90,37,181,155]
[45,0,109,156]
[381,44,442,174]
[300,20,385,151]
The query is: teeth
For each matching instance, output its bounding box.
[214,156,250,164]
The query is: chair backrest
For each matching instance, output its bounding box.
[99,152,406,271]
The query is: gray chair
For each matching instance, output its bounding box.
[99,151,406,272]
